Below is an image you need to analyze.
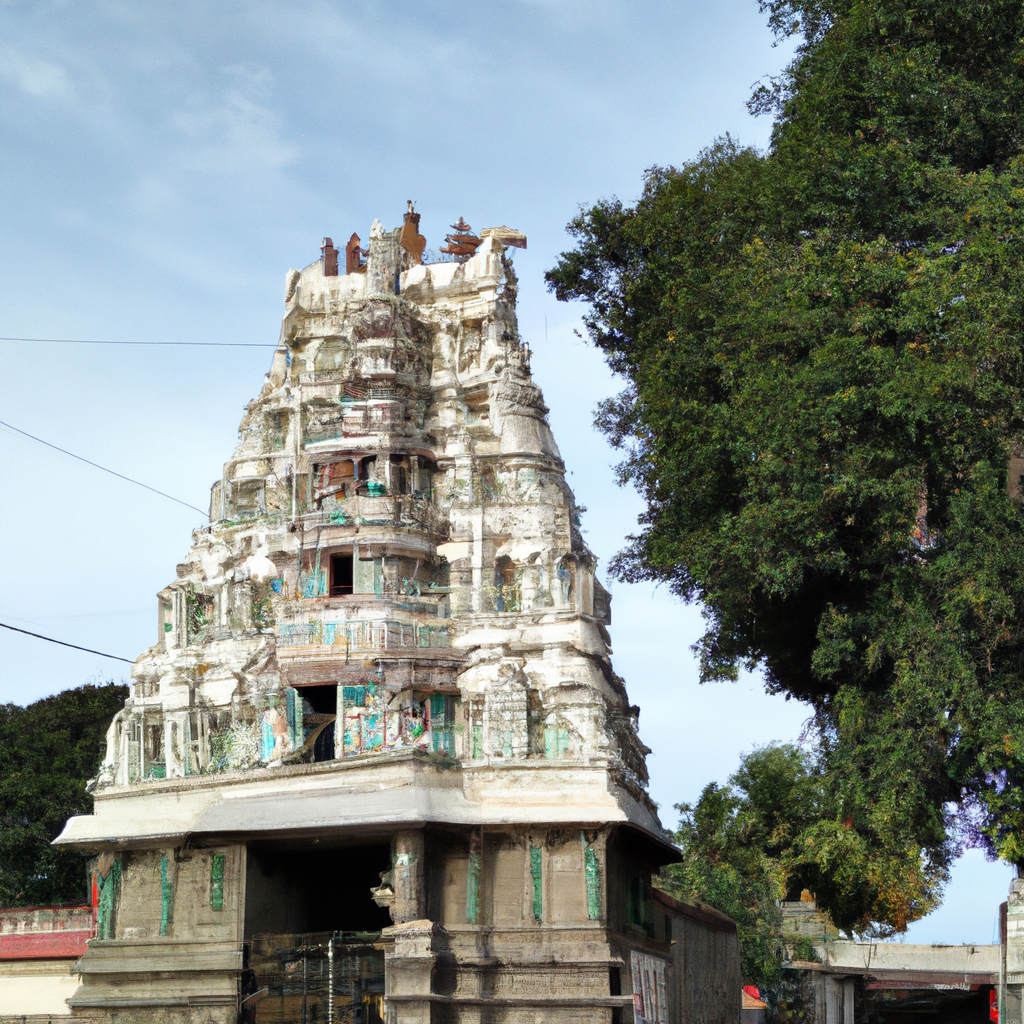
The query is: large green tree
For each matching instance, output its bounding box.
[662,744,822,988]
[548,0,1024,933]
[0,682,127,905]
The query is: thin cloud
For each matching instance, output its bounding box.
[0,49,72,98]
[171,88,298,173]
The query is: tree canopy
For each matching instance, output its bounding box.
[662,744,821,988]
[0,682,127,906]
[548,0,1024,932]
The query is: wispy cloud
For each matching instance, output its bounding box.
[0,48,72,98]
[171,83,298,174]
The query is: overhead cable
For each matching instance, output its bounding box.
[0,416,209,518]
[0,335,274,348]
[0,621,133,664]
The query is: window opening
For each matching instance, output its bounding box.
[297,684,338,763]
[626,875,643,926]
[314,460,355,503]
[357,456,385,497]
[609,965,622,995]
[390,453,410,494]
[330,553,354,596]
[494,556,520,612]
[429,695,456,754]
[415,456,437,497]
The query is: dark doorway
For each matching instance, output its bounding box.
[390,454,409,494]
[247,933,384,1024]
[299,684,337,763]
[330,553,354,596]
[865,984,993,1023]
[245,841,394,938]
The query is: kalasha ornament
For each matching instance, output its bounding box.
[440,217,482,262]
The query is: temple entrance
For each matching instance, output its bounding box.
[244,933,385,1024]
[244,840,393,937]
[243,841,391,1024]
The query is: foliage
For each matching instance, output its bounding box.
[548,0,1024,932]
[662,744,819,987]
[250,578,275,631]
[789,935,821,963]
[0,681,127,905]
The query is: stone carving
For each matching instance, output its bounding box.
[56,208,698,1024]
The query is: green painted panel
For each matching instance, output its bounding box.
[210,853,225,911]
[544,726,571,759]
[530,845,543,923]
[430,695,455,754]
[96,859,121,940]
[467,848,481,925]
[342,685,367,706]
[583,836,600,921]
[160,854,173,936]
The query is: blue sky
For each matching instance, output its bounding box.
[0,0,1011,941]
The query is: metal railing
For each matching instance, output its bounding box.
[304,495,448,536]
[277,619,450,650]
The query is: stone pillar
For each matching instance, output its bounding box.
[392,831,426,924]
[367,223,402,296]
[321,237,339,276]
[269,346,288,386]
[1005,879,1024,1024]
[823,974,843,1024]
[383,919,436,1024]
[843,977,855,1024]
[471,510,484,612]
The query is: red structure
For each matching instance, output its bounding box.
[320,237,339,276]
[439,217,481,262]
[0,904,95,960]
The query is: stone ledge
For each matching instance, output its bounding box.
[385,994,635,1007]
[75,940,242,975]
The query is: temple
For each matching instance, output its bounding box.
[50,207,740,1024]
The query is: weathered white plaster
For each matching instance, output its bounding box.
[57,209,656,842]
[0,960,80,1016]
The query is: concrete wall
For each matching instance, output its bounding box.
[114,846,242,943]
[824,938,998,975]
[653,889,741,1024]
[0,958,81,1017]
[0,904,94,1019]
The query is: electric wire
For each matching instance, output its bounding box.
[0,621,133,663]
[0,335,274,348]
[0,416,209,518]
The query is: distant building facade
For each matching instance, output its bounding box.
[777,897,999,1023]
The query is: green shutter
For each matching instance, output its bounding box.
[467,836,481,925]
[210,853,225,911]
[96,859,121,940]
[583,836,601,921]
[531,846,543,923]
[160,854,174,936]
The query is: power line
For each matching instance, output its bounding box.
[0,621,133,664]
[0,335,274,348]
[0,417,209,518]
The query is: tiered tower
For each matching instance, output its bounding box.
[57,209,689,1024]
